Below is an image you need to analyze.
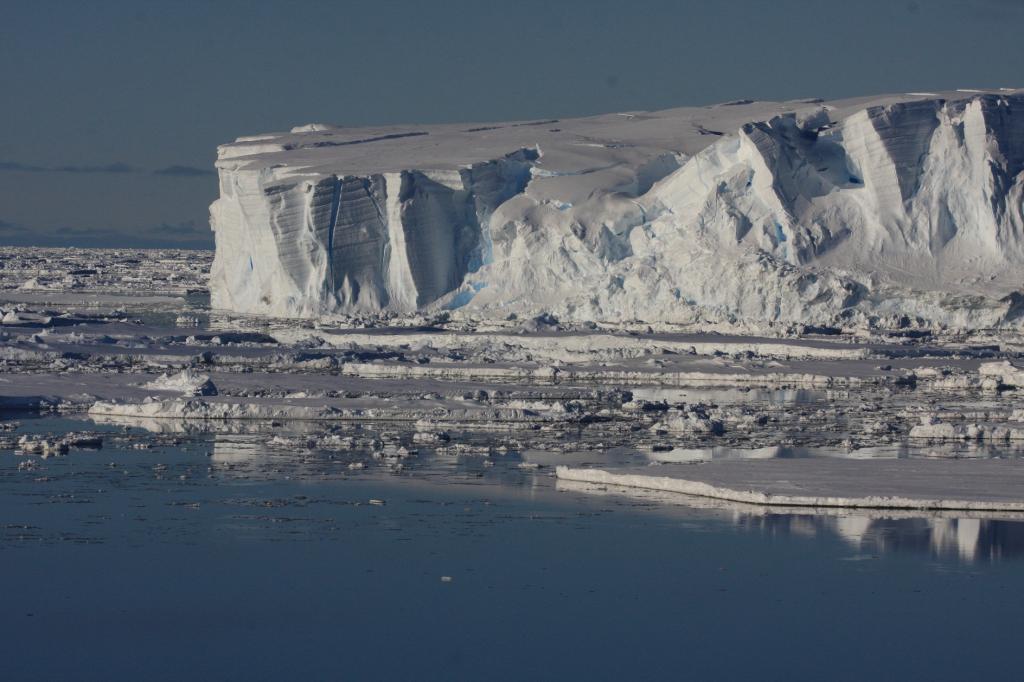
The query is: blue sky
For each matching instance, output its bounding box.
[1,0,1022,249]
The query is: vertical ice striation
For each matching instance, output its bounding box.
[210,91,1024,328]
[210,147,538,316]
[328,175,389,310]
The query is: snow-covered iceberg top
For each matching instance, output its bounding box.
[209,88,1024,330]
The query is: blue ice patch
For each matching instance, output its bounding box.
[444,282,487,310]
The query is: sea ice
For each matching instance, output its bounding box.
[143,368,219,396]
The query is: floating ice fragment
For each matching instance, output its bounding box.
[143,369,218,397]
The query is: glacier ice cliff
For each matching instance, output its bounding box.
[210,89,1024,329]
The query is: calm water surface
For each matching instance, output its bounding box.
[2,417,1023,681]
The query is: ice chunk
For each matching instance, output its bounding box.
[143,369,218,397]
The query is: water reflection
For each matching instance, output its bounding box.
[737,512,1024,563]
[90,413,324,435]
[557,479,1024,563]
[644,442,1024,463]
[212,435,265,463]
[63,418,1024,562]
[630,386,824,406]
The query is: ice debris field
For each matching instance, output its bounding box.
[5,88,1024,513]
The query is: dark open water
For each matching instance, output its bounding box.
[2,417,1023,681]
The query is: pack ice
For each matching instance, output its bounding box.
[210,89,1024,328]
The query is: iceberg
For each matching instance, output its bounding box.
[210,89,1024,328]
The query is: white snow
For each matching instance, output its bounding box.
[210,89,1024,329]
[5,247,1024,514]
[142,368,218,396]
[556,459,1024,511]
[979,360,1024,388]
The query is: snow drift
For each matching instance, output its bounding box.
[210,89,1024,328]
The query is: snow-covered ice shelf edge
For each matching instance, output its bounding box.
[210,89,1024,331]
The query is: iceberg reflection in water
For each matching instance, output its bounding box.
[17,415,1024,565]
[6,415,1024,680]
[557,479,1024,563]
[740,513,1024,563]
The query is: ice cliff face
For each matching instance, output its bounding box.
[211,148,535,315]
[210,89,1024,329]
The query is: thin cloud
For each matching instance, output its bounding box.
[153,164,216,177]
[0,160,214,177]
[0,219,213,250]
[151,219,210,236]
[55,220,209,241]
[0,161,47,172]
[52,162,139,174]
[0,160,138,174]
[53,225,118,236]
